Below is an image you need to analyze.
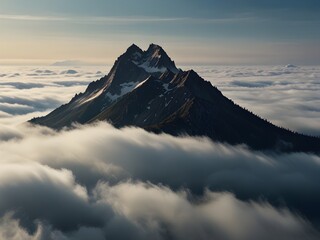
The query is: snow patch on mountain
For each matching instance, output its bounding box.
[133,52,142,59]
[106,81,138,101]
[133,61,167,73]
[141,63,167,73]
[163,83,172,92]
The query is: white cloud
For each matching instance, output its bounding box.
[0,122,319,239]
[95,182,317,240]
[0,65,319,239]
[0,66,106,124]
[0,14,185,23]
[192,65,320,136]
[0,14,68,21]
[0,177,317,240]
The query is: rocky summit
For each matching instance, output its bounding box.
[30,44,320,153]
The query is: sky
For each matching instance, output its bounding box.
[0,0,320,65]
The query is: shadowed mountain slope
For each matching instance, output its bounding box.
[30,44,320,153]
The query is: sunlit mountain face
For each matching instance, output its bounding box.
[1,0,320,239]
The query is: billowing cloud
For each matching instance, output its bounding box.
[0,163,107,232]
[0,174,318,240]
[95,182,318,240]
[0,122,319,239]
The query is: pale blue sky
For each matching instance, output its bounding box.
[0,0,319,65]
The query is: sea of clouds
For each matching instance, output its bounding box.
[192,65,320,136]
[0,65,319,239]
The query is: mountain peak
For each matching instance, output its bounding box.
[30,43,320,153]
[147,43,163,51]
[127,43,142,53]
[146,43,170,60]
[121,44,143,61]
[135,43,179,74]
[114,44,180,74]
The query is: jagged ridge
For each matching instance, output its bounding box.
[30,44,320,153]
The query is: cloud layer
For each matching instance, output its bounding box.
[0,122,319,239]
[0,66,105,124]
[193,65,320,136]
[1,65,319,135]
[0,65,319,239]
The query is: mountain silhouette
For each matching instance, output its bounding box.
[30,44,320,153]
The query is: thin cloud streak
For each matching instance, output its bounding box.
[0,14,67,21]
[0,14,185,23]
[0,14,256,24]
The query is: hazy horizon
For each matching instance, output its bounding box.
[1,0,320,65]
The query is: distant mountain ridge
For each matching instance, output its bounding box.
[51,60,89,66]
[30,44,320,153]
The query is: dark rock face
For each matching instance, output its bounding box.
[30,44,320,153]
